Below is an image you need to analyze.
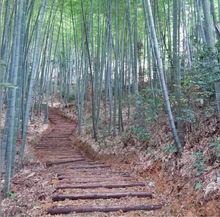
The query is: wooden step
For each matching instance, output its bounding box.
[68,165,110,169]
[55,182,146,190]
[46,159,85,166]
[57,172,131,177]
[57,176,135,182]
[47,204,162,215]
[52,191,153,201]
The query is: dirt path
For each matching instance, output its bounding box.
[34,108,163,216]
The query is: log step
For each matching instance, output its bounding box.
[44,136,71,138]
[55,156,83,160]
[57,172,131,177]
[57,155,82,159]
[55,167,113,173]
[54,162,105,167]
[56,182,146,190]
[68,165,110,169]
[58,180,133,184]
[46,159,85,166]
[57,176,134,182]
[54,165,109,170]
[57,175,132,180]
[47,204,162,215]
[40,110,163,215]
[52,191,153,201]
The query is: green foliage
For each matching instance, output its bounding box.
[204,106,216,118]
[210,139,220,151]
[130,126,149,142]
[163,143,177,154]
[140,87,163,123]
[183,45,220,102]
[194,180,203,191]
[67,92,76,102]
[61,90,76,103]
[209,139,220,161]
[193,151,206,176]
[6,191,16,199]
[176,107,196,123]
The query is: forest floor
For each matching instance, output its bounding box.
[2,108,164,217]
[1,106,220,217]
[62,104,220,217]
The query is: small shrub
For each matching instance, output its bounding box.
[130,126,149,142]
[67,92,76,102]
[163,143,177,154]
[6,191,16,200]
[193,151,206,176]
[194,180,203,191]
[208,139,220,165]
[176,108,196,123]
[183,45,220,107]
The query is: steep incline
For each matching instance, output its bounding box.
[35,108,162,216]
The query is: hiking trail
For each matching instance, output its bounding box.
[35,108,163,216]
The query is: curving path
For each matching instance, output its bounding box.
[35,108,162,216]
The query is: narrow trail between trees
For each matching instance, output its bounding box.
[35,108,163,216]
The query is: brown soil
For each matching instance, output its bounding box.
[73,130,220,217]
[2,108,167,217]
[1,108,219,217]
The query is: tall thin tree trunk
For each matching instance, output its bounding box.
[144,0,182,154]
[4,0,23,194]
[202,0,215,49]
[20,0,47,162]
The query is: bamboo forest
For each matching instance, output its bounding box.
[0,0,220,216]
